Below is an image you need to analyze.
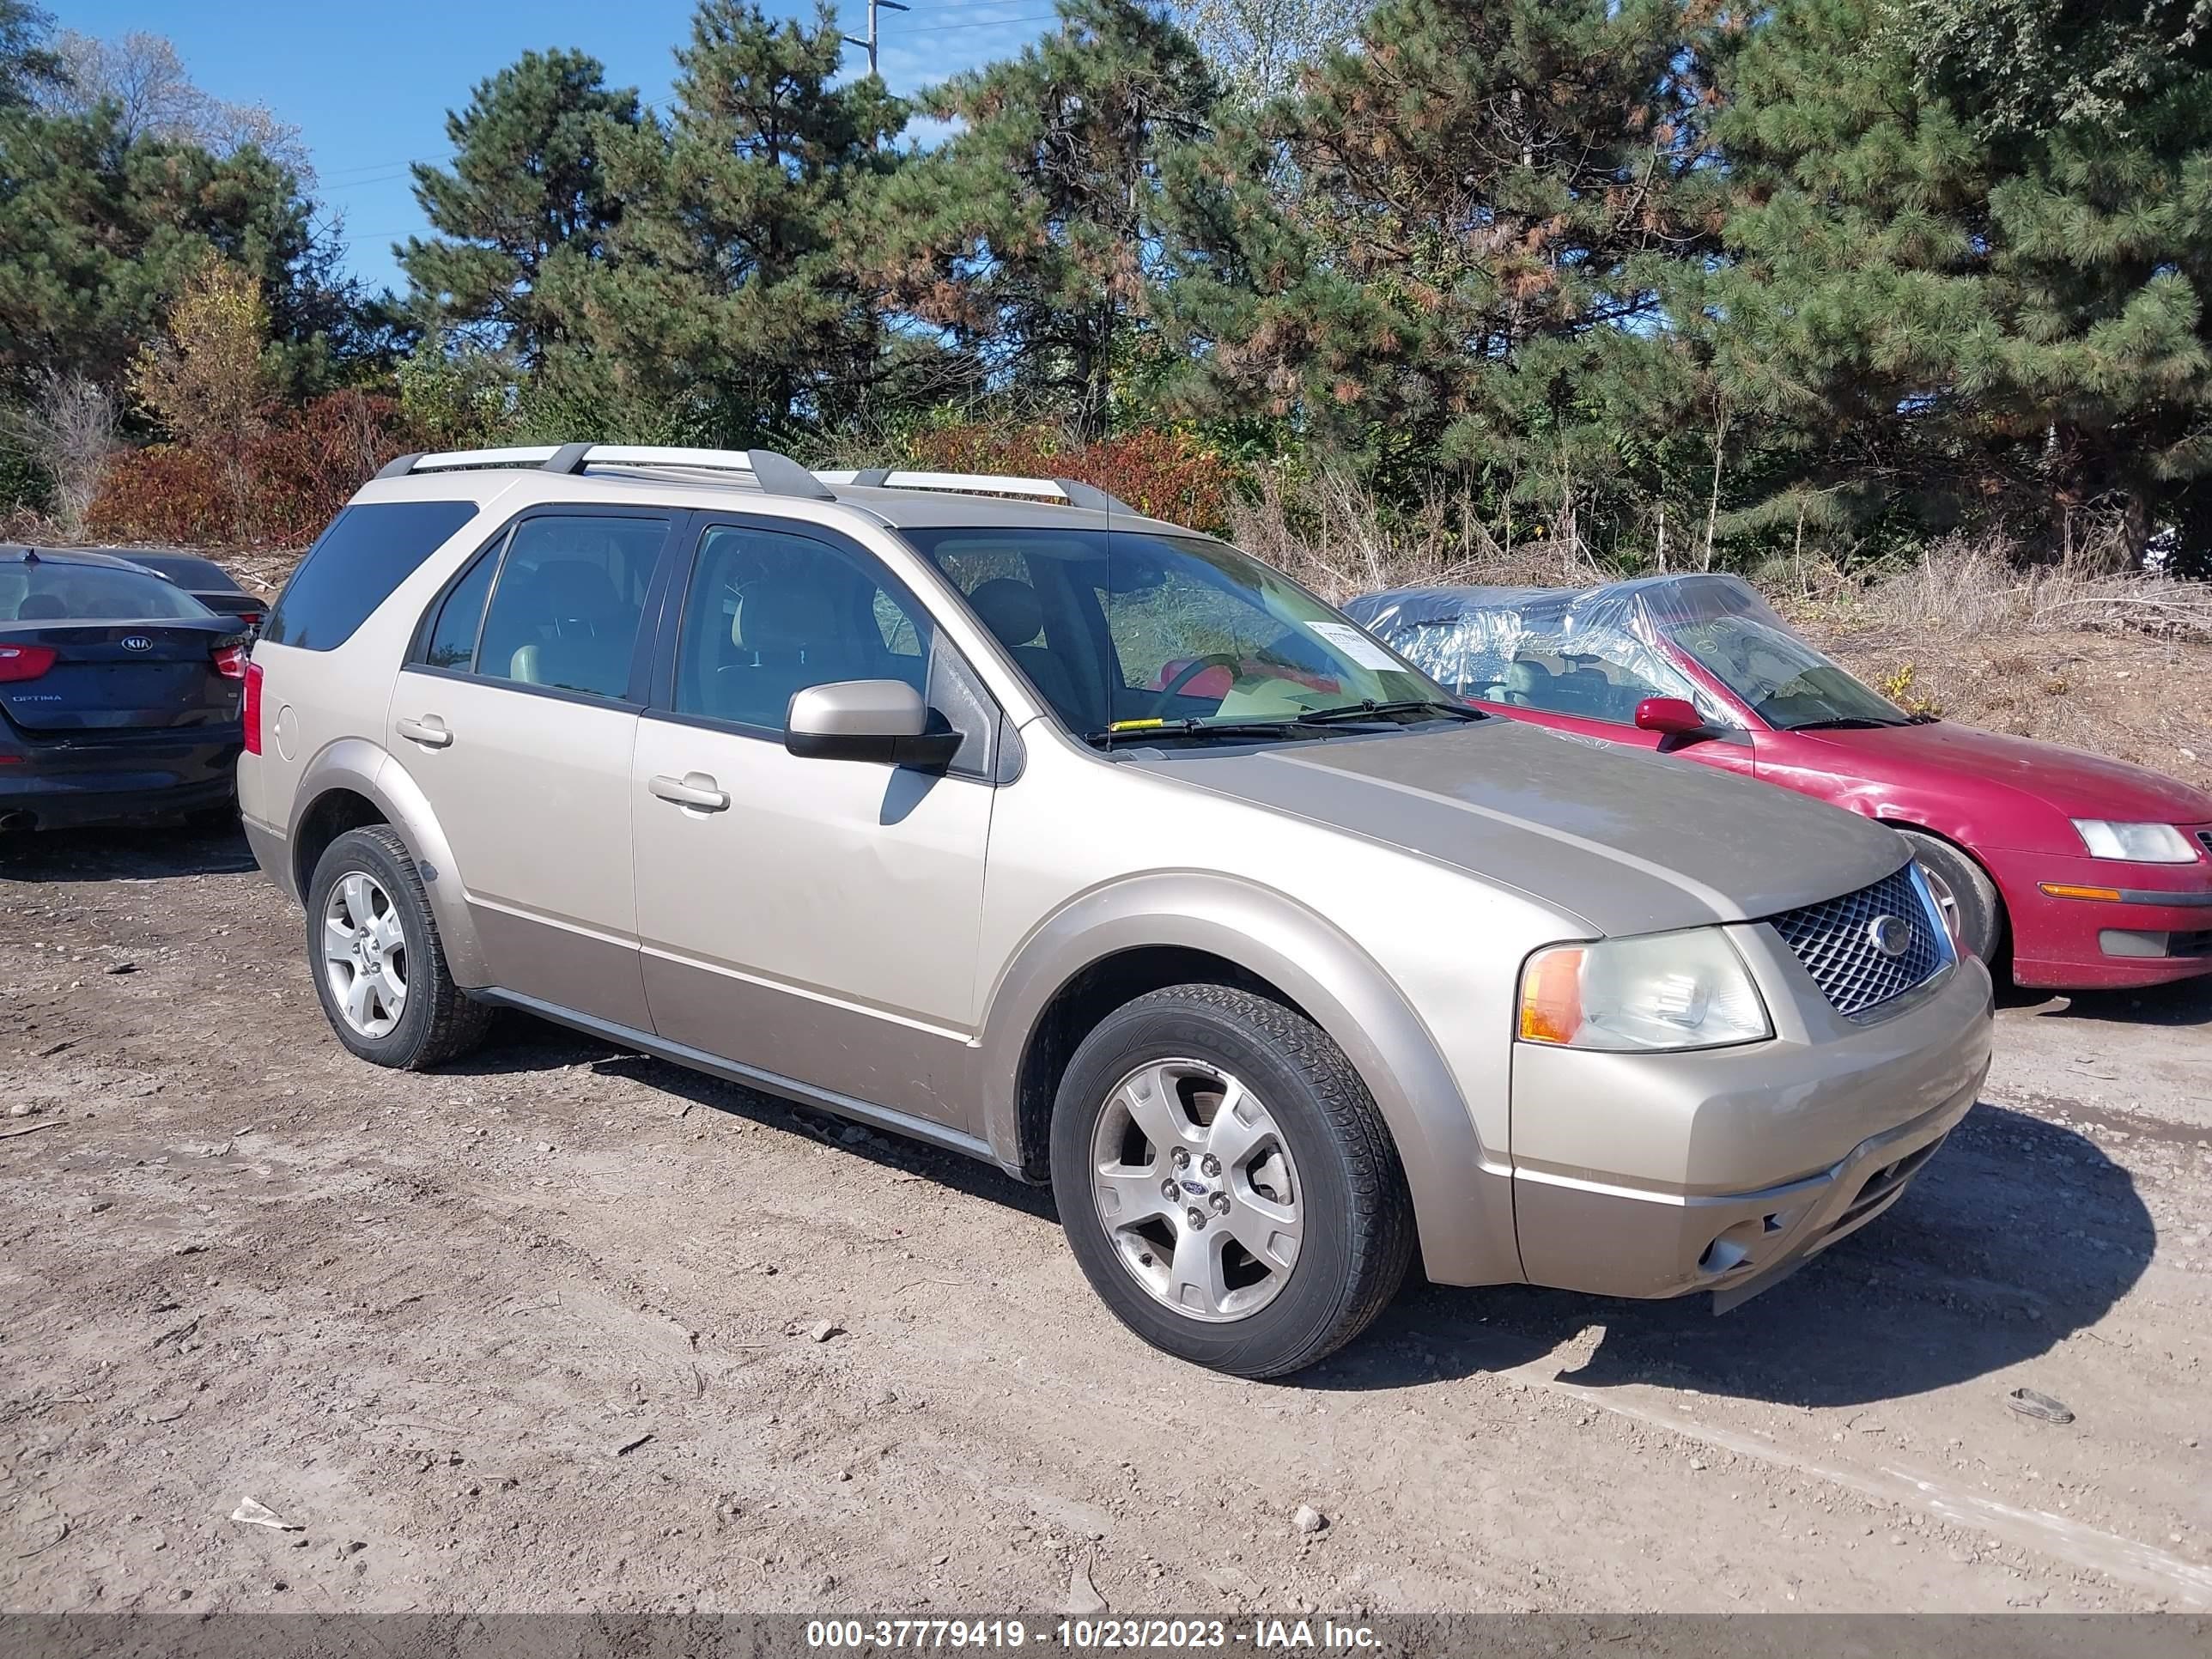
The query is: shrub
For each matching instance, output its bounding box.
[87,392,421,549]
[898,422,1237,536]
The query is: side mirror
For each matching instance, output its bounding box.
[1633,696,1706,738]
[785,680,960,769]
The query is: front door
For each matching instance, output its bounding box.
[386,508,678,1027]
[629,517,996,1133]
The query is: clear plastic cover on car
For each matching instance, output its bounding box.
[1342,572,1907,732]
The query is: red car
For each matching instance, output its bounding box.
[1344,574,2212,991]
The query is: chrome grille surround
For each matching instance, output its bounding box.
[1767,863,1952,1021]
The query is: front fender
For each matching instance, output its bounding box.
[976,872,1522,1287]
[288,738,489,988]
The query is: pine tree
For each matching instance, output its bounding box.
[536,1,903,443]
[1709,0,2212,564]
[0,0,61,110]
[401,49,641,366]
[0,106,350,394]
[1156,0,1727,549]
[854,0,1219,440]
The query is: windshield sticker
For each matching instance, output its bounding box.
[1307,621,1401,672]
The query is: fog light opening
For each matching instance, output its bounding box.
[1698,1215,1777,1277]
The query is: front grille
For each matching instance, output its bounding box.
[1768,866,1946,1020]
[2197,829,2212,857]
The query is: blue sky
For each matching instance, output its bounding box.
[57,0,1060,293]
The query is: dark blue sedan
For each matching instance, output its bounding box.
[1,547,248,832]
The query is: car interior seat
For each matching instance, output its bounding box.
[967,576,1087,720]
[15,592,68,620]
[1501,659,1556,708]
[719,574,861,726]
[505,557,638,694]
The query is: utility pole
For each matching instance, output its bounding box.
[842,0,908,78]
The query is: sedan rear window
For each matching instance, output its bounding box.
[2,562,214,621]
[262,501,478,651]
[129,552,242,590]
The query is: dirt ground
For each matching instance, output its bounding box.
[2,821,2209,1619]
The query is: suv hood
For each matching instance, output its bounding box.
[1132,720,1910,938]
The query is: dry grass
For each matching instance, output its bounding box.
[1780,538,2212,796]
[1224,468,1601,604]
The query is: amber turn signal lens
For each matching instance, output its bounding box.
[1519,945,1585,1043]
[2039,882,2124,902]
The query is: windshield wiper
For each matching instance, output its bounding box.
[1082,719,1337,748]
[1298,698,1486,726]
[1784,716,1908,731]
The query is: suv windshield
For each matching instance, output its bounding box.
[1666,616,1913,730]
[901,526,1460,742]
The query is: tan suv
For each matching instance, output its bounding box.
[239,445,1994,1376]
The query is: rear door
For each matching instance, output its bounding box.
[384,507,681,1028]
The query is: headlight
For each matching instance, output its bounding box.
[2070,819,2197,863]
[1519,928,1772,1052]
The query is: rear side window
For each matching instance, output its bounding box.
[419,546,500,670]
[262,501,478,651]
[472,514,666,700]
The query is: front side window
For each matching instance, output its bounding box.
[472,514,665,700]
[902,527,1454,742]
[262,501,478,650]
[674,523,935,733]
[1480,623,1712,726]
[1668,616,1910,731]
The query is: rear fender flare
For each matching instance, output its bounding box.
[978,872,1522,1287]
[289,738,488,986]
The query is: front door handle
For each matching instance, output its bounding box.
[648,772,730,811]
[397,715,453,749]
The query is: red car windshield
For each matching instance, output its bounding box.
[1666,616,1914,731]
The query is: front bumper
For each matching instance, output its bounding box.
[0,730,241,830]
[1505,942,1993,1302]
[1988,838,2212,989]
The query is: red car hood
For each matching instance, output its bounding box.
[1789,720,2212,823]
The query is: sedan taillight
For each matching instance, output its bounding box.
[212,641,248,680]
[0,644,56,683]
[242,659,264,755]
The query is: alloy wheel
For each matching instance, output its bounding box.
[1920,863,1961,943]
[1088,1058,1304,1322]
[321,872,409,1038]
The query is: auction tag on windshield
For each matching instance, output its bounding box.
[1307,621,1401,672]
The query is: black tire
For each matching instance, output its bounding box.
[1049,983,1413,1379]
[1899,830,2004,970]
[306,825,491,1070]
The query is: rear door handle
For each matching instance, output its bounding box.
[397,715,453,749]
[649,772,730,811]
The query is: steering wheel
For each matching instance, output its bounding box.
[1151,653,1247,715]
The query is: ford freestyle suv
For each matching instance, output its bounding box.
[239,445,1995,1377]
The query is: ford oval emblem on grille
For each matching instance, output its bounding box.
[120,635,152,652]
[1867,915,1912,958]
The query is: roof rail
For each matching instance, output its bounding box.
[371,446,1139,514]
[374,443,836,501]
[815,469,1138,516]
